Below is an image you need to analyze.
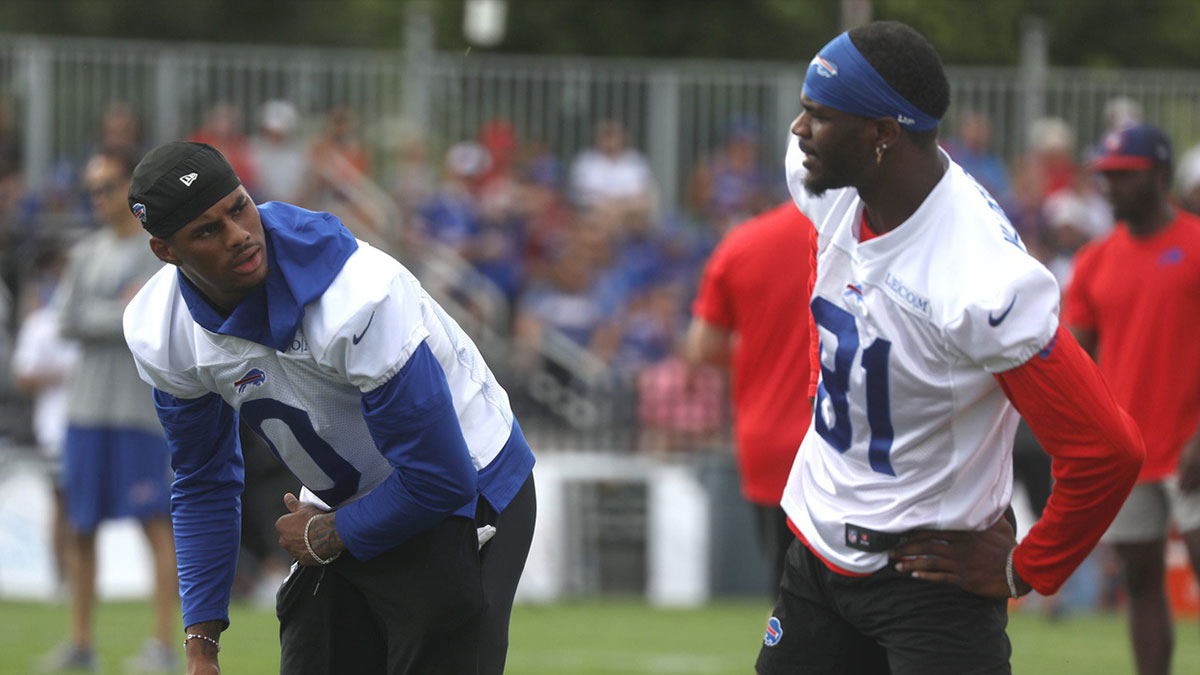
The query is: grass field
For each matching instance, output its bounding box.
[0,599,1197,674]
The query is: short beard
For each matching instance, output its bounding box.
[803,172,847,197]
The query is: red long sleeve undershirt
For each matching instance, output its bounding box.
[994,324,1144,595]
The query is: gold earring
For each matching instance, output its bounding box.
[876,143,887,165]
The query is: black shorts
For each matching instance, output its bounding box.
[276,473,537,675]
[278,514,486,674]
[755,538,1011,675]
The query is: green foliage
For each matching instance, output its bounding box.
[1,0,1200,65]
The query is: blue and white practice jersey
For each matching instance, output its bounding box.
[129,240,515,495]
[782,138,1059,575]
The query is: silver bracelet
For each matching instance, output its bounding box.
[304,514,340,566]
[184,633,220,653]
[1005,546,1020,598]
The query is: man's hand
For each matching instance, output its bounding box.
[1178,435,1200,493]
[275,493,346,565]
[184,621,222,675]
[888,515,1031,599]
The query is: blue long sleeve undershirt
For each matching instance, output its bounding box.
[153,390,243,630]
[336,341,478,560]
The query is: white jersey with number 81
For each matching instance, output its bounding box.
[781,138,1059,575]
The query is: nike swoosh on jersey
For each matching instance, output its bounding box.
[352,310,376,344]
[987,296,1017,326]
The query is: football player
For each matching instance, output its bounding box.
[756,21,1144,674]
[123,142,536,675]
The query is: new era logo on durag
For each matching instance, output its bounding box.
[180,172,199,186]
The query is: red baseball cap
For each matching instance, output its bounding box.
[1089,123,1172,172]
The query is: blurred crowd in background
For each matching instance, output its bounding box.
[1,95,1200,453]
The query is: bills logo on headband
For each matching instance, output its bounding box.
[234,368,267,393]
[763,616,783,647]
[810,55,838,78]
[132,202,147,225]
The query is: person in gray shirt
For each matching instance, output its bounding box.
[38,148,178,674]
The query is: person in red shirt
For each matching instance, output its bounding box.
[686,201,815,593]
[1064,123,1200,675]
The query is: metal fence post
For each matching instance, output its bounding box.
[18,39,51,193]
[647,67,680,212]
[1019,16,1047,154]
[153,50,182,144]
[403,1,435,133]
[773,72,804,158]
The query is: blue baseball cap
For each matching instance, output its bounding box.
[1090,123,1172,172]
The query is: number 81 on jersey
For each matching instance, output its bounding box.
[811,297,896,476]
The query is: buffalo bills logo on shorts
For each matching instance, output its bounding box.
[234,368,266,392]
[132,202,147,225]
[763,616,783,647]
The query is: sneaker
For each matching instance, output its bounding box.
[123,639,178,674]
[37,642,98,672]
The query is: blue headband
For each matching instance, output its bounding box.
[802,32,939,132]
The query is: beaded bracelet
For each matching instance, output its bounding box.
[304,514,340,566]
[184,633,220,653]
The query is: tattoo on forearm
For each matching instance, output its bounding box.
[309,513,345,560]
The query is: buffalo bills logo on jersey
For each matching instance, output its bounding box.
[1159,246,1184,267]
[132,203,147,225]
[844,283,864,304]
[811,55,838,78]
[763,616,783,647]
[234,368,267,392]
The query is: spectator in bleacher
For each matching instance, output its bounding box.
[247,100,310,204]
[478,118,519,193]
[94,101,144,160]
[516,148,573,285]
[944,111,1014,212]
[1104,96,1143,134]
[1175,140,1200,216]
[611,281,684,377]
[636,339,725,454]
[467,187,527,309]
[1039,174,1113,285]
[10,244,78,604]
[308,105,371,181]
[39,149,178,673]
[385,119,436,236]
[513,236,620,369]
[1014,116,1080,204]
[418,141,489,254]
[305,106,378,230]
[686,118,776,233]
[1008,116,1081,243]
[189,103,258,196]
[569,119,656,215]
